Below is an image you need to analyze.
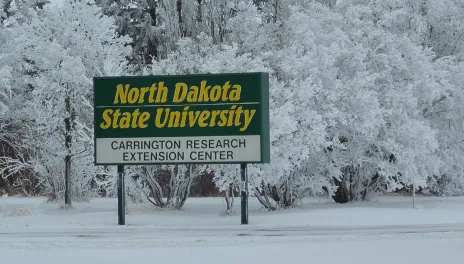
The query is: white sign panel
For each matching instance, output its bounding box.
[96,135,261,164]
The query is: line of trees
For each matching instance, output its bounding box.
[1,0,464,212]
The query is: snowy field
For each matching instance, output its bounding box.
[1,195,464,264]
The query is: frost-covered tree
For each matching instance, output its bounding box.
[96,0,241,67]
[94,0,159,65]
[223,0,450,206]
[0,0,32,195]
[340,0,464,60]
[333,0,461,199]
[423,58,464,195]
[1,0,131,203]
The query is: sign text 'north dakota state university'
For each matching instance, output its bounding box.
[93,73,270,165]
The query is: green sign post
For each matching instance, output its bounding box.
[93,72,270,225]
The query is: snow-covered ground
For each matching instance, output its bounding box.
[1,195,464,264]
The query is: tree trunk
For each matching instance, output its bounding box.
[273,0,278,23]
[332,176,350,203]
[224,183,234,213]
[0,177,11,195]
[197,0,203,22]
[146,2,159,62]
[64,154,71,205]
[64,94,74,205]
[174,165,194,209]
[177,0,185,37]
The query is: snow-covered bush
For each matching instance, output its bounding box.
[131,165,205,210]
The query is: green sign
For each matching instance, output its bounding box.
[93,72,270,165]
